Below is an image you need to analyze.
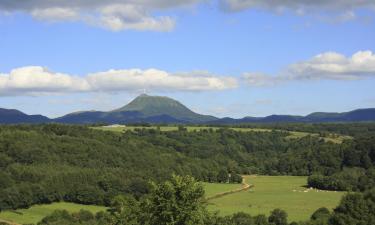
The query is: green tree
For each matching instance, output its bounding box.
[231,212,254,225]
[253,214,269,225]
[217,170,229,183]
[268,209,288,225]
[311,207,330,222]
[110,195,140,225]
[145,175,206,225]
[230,174,243,184]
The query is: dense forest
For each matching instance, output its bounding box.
[1,123,375,224]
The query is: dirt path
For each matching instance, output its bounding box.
[205,176,253,201]
[0,218,21,225]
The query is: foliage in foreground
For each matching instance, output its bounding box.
[34,176,375,225]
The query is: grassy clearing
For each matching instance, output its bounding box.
[0,202,107,225]
[93,126,275,133]
[203,182,244,198]
[206,176,345,222]
[93,126,350,143]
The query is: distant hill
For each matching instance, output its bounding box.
[304,108,375,122]
[0,108,50,124]
[1,95,375,124]
[212,108,375,124]
[55,94,217,124]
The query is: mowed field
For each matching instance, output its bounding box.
[203,182,244,198]
[93,126,351,144]
[0,177,344,224]
[206,176,345,222]
[0,202,107,225]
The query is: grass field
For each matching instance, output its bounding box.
[93,125,351,143]
[0,202,107,225]
[203,182,244,198]
[0,177,344,224]
[206,176,345,222]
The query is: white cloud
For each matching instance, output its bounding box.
[31,7,80,22]
[0,66,90,95]
[0,66,238,96]
[98,4,175,31]
[0,0,200,31]
[221,0,375,22]
[242,72,283,87]
[221,0,375,12]
[1,0,374,29]
[243,50,375,86]
[87,69,237,92]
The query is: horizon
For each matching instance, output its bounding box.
[2,93,374,120]
[1,1,375,118]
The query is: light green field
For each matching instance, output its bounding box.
[203,182,244,198]
[0,202,107,225]
[207,176,344,222]
[93,126,350,143]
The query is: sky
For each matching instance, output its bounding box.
[0,0,375,118]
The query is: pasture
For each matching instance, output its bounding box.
[0,202,107,225]
[206,176,345,222]
[203,182,244,198]
[93,125,351,143]
[0,177,345,224]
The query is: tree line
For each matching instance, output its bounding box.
[33,175,375,225]
[1,123,375,211]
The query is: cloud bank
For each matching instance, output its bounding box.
[243,50,375,86]
[0,66,238,96]
[221,0,375,22]
[221,0,375,12]
[1,0,374,31]
[0,0,202,31]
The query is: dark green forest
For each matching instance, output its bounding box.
[1,123,375,224]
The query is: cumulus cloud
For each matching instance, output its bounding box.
[0,66,237,96]
[1,0,374,28]
[0,67,90,95]
[97,4,175,31]
[243,50,375,86]
[0,0,201,31]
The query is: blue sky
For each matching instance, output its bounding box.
[0,1,375,118]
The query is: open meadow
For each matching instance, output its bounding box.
[0,202,107,225]
[206,176,345,222]
[203,182,244,198]
[93,125,351,144]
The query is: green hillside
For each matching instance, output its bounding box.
[114,94,216,122]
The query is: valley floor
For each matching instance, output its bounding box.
[0,202,106,225]
[206,176,344,222]
[0,176,344,224]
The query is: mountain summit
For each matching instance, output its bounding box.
[113,94,216,122]
[55,94,217,124]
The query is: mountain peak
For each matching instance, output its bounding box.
[113,94,216,122]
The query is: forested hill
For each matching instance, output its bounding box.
[1,94,375,124]
[0,108,50,124]
[212,108,375,124]
[55,94,217,124]
[1,124,375,211]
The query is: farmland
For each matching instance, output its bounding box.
[0,176,344,224]
[93,125,351,143]
[0,202,106,225]
[206,176,345,222]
